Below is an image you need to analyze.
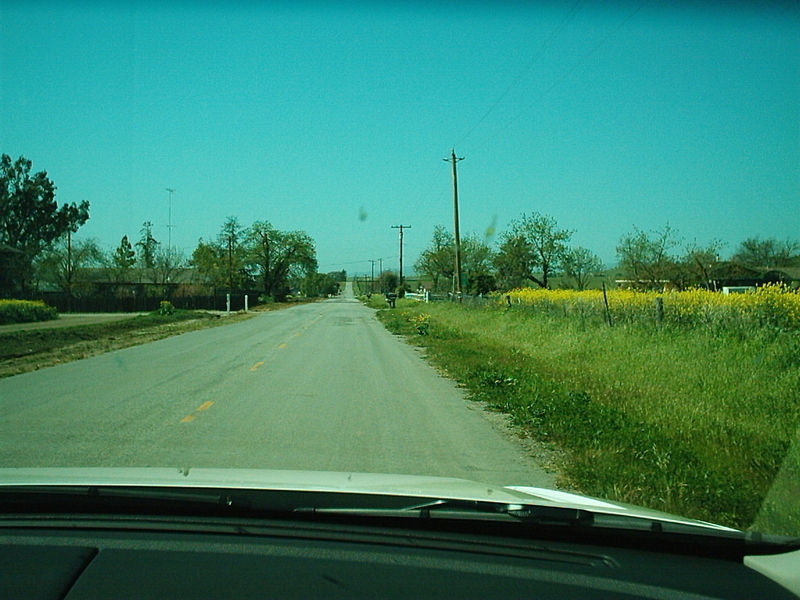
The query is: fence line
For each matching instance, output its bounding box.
[502,285,800,333]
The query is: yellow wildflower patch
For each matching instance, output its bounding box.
[503,284,800,331]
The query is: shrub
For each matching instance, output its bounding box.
[0,300,58,325]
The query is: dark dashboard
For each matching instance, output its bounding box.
[1,513,796,600]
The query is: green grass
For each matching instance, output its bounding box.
[372,299,800,535]
[358,294,390,309]
[0,310,219,361]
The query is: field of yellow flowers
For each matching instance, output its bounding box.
[504,284,800,332]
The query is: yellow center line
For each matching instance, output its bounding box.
[250,361,265,371]
[180,401,215,423]
[279,342,288,349]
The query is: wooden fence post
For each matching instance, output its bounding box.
[655,296,664,329]
[602,282,613,327]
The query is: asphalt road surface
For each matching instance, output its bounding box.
[0,285,554,487]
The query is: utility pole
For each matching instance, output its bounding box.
[166,188,176,250]
[391,225,411,289]
[369,259,377,293]
[66,229,73,313]
[444,149,464,295]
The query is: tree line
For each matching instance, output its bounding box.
[414,214,800,294]
[5,153,797,300]
[190,216,341,300]
[0,154,339,302]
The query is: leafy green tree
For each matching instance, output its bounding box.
[731,237,799,268]
[378,271,398,294]
[0,154,90,294]
[563,246,603,291]
[414,225,454,292]
[191,226,248,292]
[114,235,136,269]
[246,221,317,301]
[616,224,679,289]
[301,272,340,297]
[191,240,225,288]
[494,234,529,290]
[495,213,572,289]
[136,221,159,270]
[461,233,496,294]
[415,227,495,293]
[107,235,136,283]
[218,216,247,292]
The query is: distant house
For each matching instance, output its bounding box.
[709,262,799,290]
[612,262,799,292]
[76,267,202,288]
[34,267,223,312]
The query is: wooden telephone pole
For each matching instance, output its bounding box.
[391,225,411,288]
[444,149,465,295]
[369,259,377,292]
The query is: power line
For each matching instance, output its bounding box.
[469,0,648,152]
[455,0,587,149]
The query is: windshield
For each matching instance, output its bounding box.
[0,0,798,541]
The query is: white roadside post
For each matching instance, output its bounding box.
[226,294,231,315]
[244,295,249,312]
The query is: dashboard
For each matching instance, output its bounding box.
[2,513,796,599]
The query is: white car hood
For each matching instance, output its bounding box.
[0,467,738,532]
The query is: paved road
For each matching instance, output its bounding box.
[0,285,554,487]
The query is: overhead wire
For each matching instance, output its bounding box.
[408,1,588,232]
[454,0,588,149]
[466,0,649,154]
[402,1,646,266]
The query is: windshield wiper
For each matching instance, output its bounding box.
[295,498,595,527]
[294,499,800,548]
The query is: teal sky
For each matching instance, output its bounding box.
[2,0,798,274]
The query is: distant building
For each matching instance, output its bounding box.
[709,263,800,290]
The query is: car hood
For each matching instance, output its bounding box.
[0,467,738,533]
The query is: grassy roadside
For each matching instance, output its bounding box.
[358,294,391,309]
[0,299,317,378]
[0,310,250,378]
[370,296,800,535]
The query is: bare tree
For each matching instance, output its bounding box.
[616,224,680,289]
[731,237,799,268]
[563,247,603,291]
